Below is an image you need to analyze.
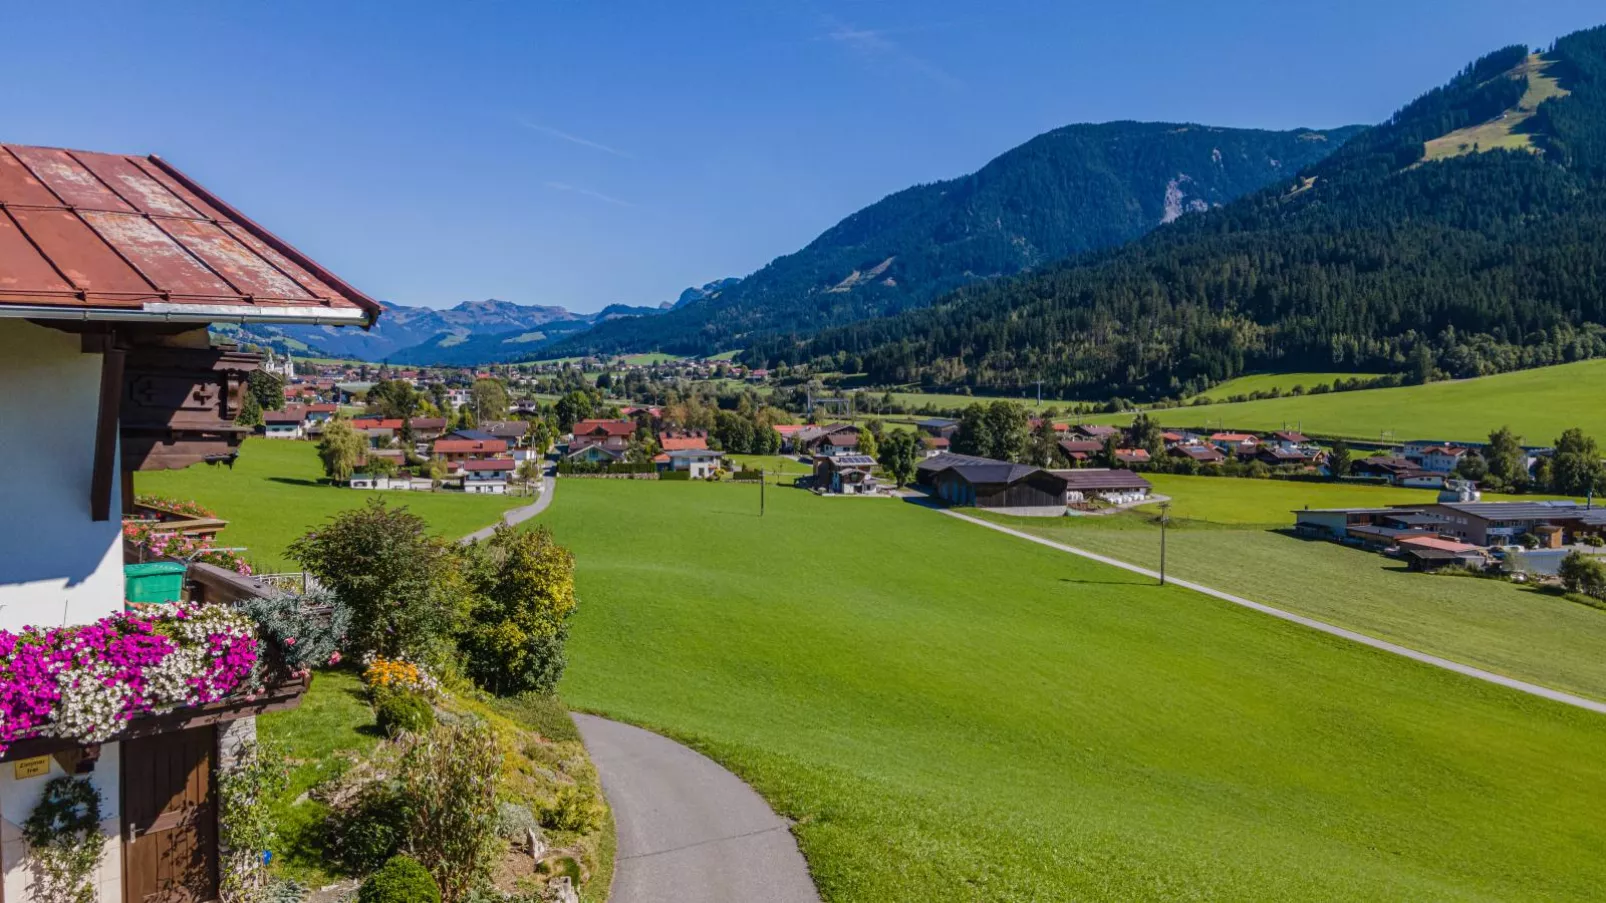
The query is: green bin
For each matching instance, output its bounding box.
[124,561,188,606]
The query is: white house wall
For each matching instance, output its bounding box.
[0,741,124,903]
[0,321,124,632]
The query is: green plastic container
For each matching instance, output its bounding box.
[124,561,187,605]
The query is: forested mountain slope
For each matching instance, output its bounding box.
[548,121,1361,356]
[759,26,1606,401]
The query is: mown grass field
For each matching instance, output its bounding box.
[135,439,523,570]
[978,473,1606,701]
[1084,359,1606,442]
[550,479,1606,902]
[1138,473,1563,524]
[1191,371,1382,401]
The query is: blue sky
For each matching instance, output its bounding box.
[3,1,1602,312]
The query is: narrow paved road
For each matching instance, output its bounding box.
[943,509,1606,716]
[459,472,555,544]
[573,714,821,903]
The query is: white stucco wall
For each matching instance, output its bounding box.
[0,320,125,631]
[0,742,124,903]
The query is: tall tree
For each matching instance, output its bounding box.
[370,379,423,420]
[877,430,919,488]
[457,525,578,695]
[1327,440,1352,479]
[1485,426,1527,488]
[247,370,285,412]
[470,379,509,422]
[1549,428,1604,496]
[316,418,366,482]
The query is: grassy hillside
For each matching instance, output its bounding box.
[978,474,1606,701]
[1080,358,1606,442]
[135,440,523,570]
[550,479,1606,902]
[1190,371,1384,402]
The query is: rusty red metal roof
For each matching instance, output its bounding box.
[0,143,380,324]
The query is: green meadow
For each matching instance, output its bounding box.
[1190,371,1383,401]
[135,439,523,570]
[1089,359,1606,442]
[979,473,1606,701]
[550,479,1606,902]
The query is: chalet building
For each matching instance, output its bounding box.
[262,409,306,439]
[1407,445,1470,474]
[478,420,530,446]
[916,418,960,439]
[773,423,810,452]
[813,454,880,494]
[0,142,379,903]
[1113,448,1151,466]
[461,458,516,494]
[663,449,723,478]
[1071,424,1121,442]
[920,435,951,457]
[794,424,860,456]
[1169,444,1226,465]
[659,429,710,452]
[1256,446,1322,467]
[407,416,449,440]
[433,438,509,467]
[1058,439,1104,463]
[569,419,635,453]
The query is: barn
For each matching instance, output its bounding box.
[930,460,1069,511]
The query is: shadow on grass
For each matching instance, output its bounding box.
[267,476,329,488]
[1057,576,1152,586]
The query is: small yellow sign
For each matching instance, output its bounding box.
[13,756,51,780]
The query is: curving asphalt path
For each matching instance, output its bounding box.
[573,714,821,903]
[943,508,1606,716]
[460,471,556,544]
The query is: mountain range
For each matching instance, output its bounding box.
[544,120,1364,358]
[221,280,740,364]
[757,25,1606,399]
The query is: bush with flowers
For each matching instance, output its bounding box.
[134,495,219,520]
[0,603,261,757]
[122,519,254,577]
[362,656,441,700]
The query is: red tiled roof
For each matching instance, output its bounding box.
[660,436,708,451]
[462,458,516,471]
[305,403,340,413]
[573,419,635,437]
[773,424,809,435]
[262,411,304,424]
[434,439,507,454]
[1210,432,1258,443]
[350,418,403,430]
[0,143,379,323]
[1397,536,1484,554]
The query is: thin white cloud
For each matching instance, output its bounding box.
[822,16,963,89]
[517,117,633,158]
[544,181,635,208]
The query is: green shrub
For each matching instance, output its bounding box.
[375,692,436,738]
[357,855,440,903]
[328,781,410,873]
[495,801,542,840]
[659,470,692,481]
[541,785,604,834]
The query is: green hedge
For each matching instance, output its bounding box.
[660,471,692,481]
[557,460,656,476]
[731,471,764,482]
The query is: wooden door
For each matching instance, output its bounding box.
[122,726,219,903]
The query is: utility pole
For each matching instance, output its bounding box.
[1034,379,1044,408]
[1158,501,1171,586]
[760,468,766,516]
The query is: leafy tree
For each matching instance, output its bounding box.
[954,401,1029,461]
[1327,440,1352,478]
[368,456,399,477]
[1127,412,1164,458]
[1486,426,1527,488]
[1026,418,1060,468]
[1549,427,1605,496]
[470,379,509,422]
[555,391,594,432]
[1558,550,1606,598]
[526,420,554,454]
[247,369,285,412]
[317,418,367,482]
[1096,434,1119,469]
[877,430,919,487]
[454,404,476,431]
[236,388,263,428]
[288,499,462,663]
[858,425,880,460]
[457,526,578,695]
[1455,449,1489,482]
[370,379,423,420]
